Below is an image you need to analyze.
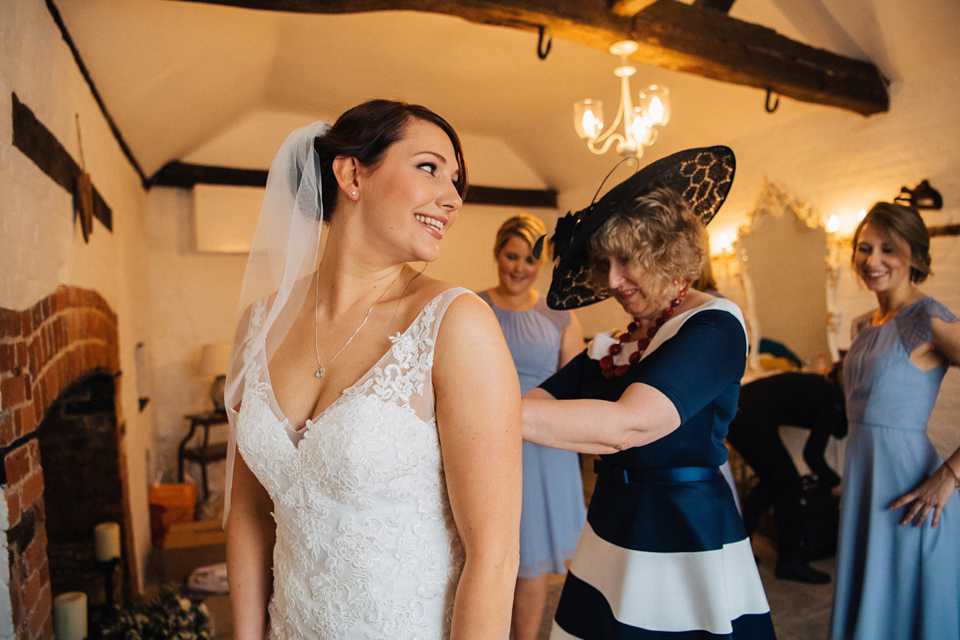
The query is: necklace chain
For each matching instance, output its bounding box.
[872,293,920,326]
[313,271,401,379]
[600,285,687,380]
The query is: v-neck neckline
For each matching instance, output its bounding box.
[259,289,449,442]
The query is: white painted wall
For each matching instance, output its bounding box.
[1,0,155,594]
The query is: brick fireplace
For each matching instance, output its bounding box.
[1,285,133,640]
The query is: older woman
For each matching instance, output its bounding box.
[478,215,585,640]
[523,147,775,639]
[829,202,960,640]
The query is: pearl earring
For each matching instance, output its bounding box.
[351,191,357,197]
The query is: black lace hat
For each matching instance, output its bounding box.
[543,146,735,310]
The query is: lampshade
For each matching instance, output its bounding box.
[574,99,603,139]
[639,85,670,127]
[199,341,231,377]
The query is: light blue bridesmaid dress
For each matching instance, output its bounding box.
[830,297,960,639]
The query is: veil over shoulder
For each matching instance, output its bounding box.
[223,120,330,522]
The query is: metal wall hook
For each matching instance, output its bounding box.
[765,88,780,113]
[537,25,552,60]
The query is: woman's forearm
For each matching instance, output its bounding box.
[449,548,519,640]
[226,454,276,639]
[523,396,629,453]
[226,514,274,639]
[522,385,680,453]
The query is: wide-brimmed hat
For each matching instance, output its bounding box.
[543,146,735,310]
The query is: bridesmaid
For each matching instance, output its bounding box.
[830,201,960,639]
[478,215,586,640]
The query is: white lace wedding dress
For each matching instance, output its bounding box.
[235,288,469,639]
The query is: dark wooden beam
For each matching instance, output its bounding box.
[465,185,557,208]
[693,0,735,13]
[929,224,960,238]
[632,1,887,115]
[149,161,269,189]
[170,0,888,115]
[150,161,558,208]
[608,0,657,18]
[12,92,113,232]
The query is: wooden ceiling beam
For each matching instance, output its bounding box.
[608,0,659,18]
[173,0,888,115]
[693,0,735,13]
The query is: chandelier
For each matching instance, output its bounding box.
[573,40,670,158]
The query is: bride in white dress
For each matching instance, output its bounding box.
[223,100,523,639]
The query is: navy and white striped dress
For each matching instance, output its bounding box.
[540,298,775,639]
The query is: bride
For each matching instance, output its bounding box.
[223,100,522,639]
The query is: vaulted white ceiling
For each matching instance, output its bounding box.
[54,0,959,198]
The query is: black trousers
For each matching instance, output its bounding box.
[727,419,806,560]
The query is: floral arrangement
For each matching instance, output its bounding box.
[100,583,212,639]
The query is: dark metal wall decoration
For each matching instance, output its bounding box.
[11,92,113,234]
[894,179,943,210]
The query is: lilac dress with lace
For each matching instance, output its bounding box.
[234,288,469,639]
[830,297,960,639]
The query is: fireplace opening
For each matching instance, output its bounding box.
[39,370,128,609]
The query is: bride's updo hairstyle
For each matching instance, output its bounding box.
[313,99,468,222]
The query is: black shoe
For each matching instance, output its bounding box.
[775,557,830,584]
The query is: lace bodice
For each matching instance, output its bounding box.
[235,288,469,639]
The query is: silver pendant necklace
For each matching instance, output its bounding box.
[314,270,400,379]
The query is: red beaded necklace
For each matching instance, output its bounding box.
[599,285,688,380]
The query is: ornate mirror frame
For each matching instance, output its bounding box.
[735,180,836,373]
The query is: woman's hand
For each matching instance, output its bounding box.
[889,463,958,528]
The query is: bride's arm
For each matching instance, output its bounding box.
[226,449,275,639]
[434,294,523,640]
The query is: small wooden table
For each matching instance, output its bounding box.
[177,411,228,500]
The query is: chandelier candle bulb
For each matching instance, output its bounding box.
[640,85,671,127]
[575,100,603,139]
[94,521,121,561]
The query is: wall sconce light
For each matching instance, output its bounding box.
[824,213,853,288]
[895,179,943,210]
[826,214,840,234]
[709,231,739,279]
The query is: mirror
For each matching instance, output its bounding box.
[735,180,833,373]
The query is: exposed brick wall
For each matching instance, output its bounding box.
[1,286,121,640]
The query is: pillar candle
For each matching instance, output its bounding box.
[53,591,87,640]
[94,522,121,562]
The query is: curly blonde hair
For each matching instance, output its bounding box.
[587,186,706,308]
